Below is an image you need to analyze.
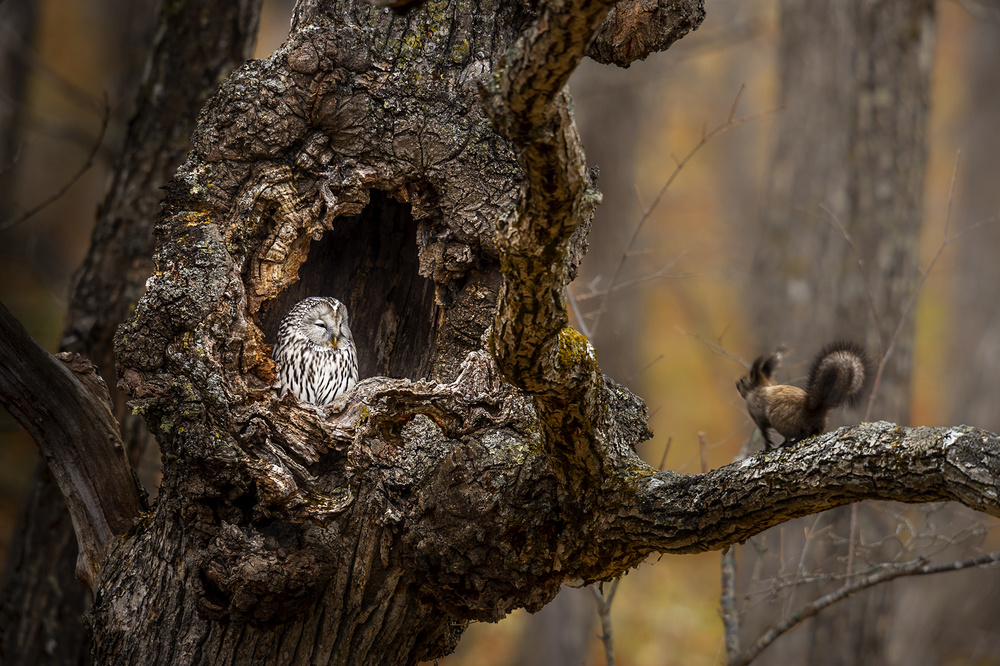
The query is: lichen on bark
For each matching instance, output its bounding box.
[80,1,1000,664]
[102,0,668,660]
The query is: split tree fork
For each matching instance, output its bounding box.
[1,1,999,665]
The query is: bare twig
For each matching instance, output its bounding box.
[781,515,825,618]
[591,580,620,666]
[735,550,1000,666]
[573,252,691,302]
[846,503,858,576]
[0,101,110,232]
[589,87,783,337]
[863,152,959,419]
[721,547,740,664]
[698,431,709,473]
[625,353,664,385]
[678,327,750,369]
[657,435,673,470]
[816,204,882,348]
[567,286,591,338]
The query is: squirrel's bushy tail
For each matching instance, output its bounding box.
[804,341,874,415]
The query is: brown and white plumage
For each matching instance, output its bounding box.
[273,297,358,405]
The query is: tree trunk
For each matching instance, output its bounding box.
[887,14,1000,666]
[740,1,933,664]
[87,0,705,662]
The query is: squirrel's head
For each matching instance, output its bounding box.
[736,348,786,398]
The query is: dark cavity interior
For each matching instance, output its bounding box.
[260,191,437,381]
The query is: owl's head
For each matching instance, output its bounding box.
[298,297,353,349]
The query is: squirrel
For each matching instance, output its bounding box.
[736,341,874,450]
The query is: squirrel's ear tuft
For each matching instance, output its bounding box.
[755,349,784,382]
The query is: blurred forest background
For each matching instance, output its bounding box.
[1,0,999,664]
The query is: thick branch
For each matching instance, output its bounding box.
[0,302,144,588]
[482,0,612,401]
[623,421,1000,555]
[487,0,615,140]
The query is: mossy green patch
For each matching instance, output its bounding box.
[451,39,470,64]
[557,326,597,373]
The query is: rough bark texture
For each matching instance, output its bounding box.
[88,0,695,661]
[740,1,934,664]
[510,56,649,659]
[0,2,262,665]
[69,1,1000,664]
[12,0,1000,664]
[587,0,704,67]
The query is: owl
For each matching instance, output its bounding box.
[273,297,359,405]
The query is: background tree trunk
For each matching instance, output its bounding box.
[887,12,1000,665]
[0,3,262,664]
[738,1,933,664]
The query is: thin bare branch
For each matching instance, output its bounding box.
[573,252,691,303]
[678,327,750,369]
[944,150,960,239]
[0,102,109,232]
[846,503,858,576]
[864,228,945,419]
[816,204,882,350]
[589,91,784,337]
[721,547,740,665]
[865,151,968,419]
[567,286,591,338]
[736,551,1000,666]
[698,431,709,473]
[591,580,620,666]
[727,83,746,122]
[657,435,673,470]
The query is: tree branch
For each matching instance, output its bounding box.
[0,301,145,589]
[622,422,1000,556]
[480,0,617,436]
[735,550,1000,666]
[591,580,620,666]
[720,547,740,664]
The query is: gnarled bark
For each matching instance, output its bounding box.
[10,0,1000,664]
